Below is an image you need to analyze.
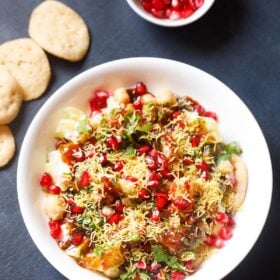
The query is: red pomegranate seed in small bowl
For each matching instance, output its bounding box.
[48,220,61,239]
[135,82,148,96]
[127,0,214,28]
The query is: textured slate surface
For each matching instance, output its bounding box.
[0,0,279,279]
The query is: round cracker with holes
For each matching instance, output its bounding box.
[29,0,90,62]
[0,125,15,167]
[0,67,23,124]
[0,38,51,101]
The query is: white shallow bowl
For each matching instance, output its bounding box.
[126,0,215,27]
[17,58,272,280]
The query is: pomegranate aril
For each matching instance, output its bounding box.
[151,210,160,222]
[194,104,205,115]
[79,171,90,187]
[148,148,158,158]
[149,171,161,181]
[173,198,190,210]
[194,0,204,8]
[48,185,61,195]
[99,153,108,165]
[147,180,160,188]
[170,271,186,280]
[133,97,143,110]
[154,191,168,198]
[169,10,181,20]
[108,212,122,224]
[138,145,150,155]
[71,205,85,214]
[135,82,147,96]
[89,98,101,112]
[160,168,170,178]
[151,8,165,18]
[201,170,211,180]
[227,215,235,227]
[172,110,181,119]
[216,212,229,224]
[197,162,209,171]
[184,260,194,271]
[156,196,168,210]
[157,153,168,169]
[204,111,218,121]
[40,172,53,187]
[150,262,161,272]
[181,7,194,18]
[95,90,109,107]
[72,234,83,246]
[115,200,124,213]
[152,0,166,10]
[190,135,201,147]
[106,136,119,150]
[211,236,224,248]
[48,220,61,239]
[113,161,124,171]
[125,176,138,182]
[136,260,147,269]
[139,189,150,199]
[146,155,157,170]
[183,156,193,165]
[142,0,153,12]
[219,226,233,240]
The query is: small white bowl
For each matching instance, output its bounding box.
[17,58,272,280]
[126,0,215,27]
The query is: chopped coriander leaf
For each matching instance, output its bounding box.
[125,146,136,156]
[76,119,92,135]
[139,272,151,280]
[225,141,242,155]
[93,246,104,256]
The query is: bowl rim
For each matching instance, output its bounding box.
[17,57,273,280]
[126,0,216,27]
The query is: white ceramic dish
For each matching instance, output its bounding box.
[126,0,215,27]
[17,58,272,280]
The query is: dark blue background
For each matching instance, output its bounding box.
[0,0,279,279]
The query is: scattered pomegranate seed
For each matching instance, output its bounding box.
[40,172,53,187]
[181,6,194,18]
[99,153,108,165]
[184,260,194,271]
[125,176,138,182]
[219,226,233,240]
[216,212,229,224]
[149,262,161,272]
[95,90,110,107]
[79,171,90,187]
[149,171,161,181]
[151,210,160,222]
[135,82,147,96]
[196,162,209,171]
[113,161,124,171]
[138,145,150,155]
[148,148,158,158]
[201,170,211,180]
[160,168,170,178]
[71,205,85,215]
[183,156,193,165]
[136,261,147,269]
[72,234,83,246]
[156,196,168,210]
[211,236,225,249]
[146,155,157,170]
[177,120,185,129]
[157,154,169,169]
[190,135,201,147]
[115,200,124,213]
[204,111,218,121]
[108,212,122,224]
[48,185,61,195]
[173,198,190,210]
[142,0,153,12]
[147,180,160,188]
[133,97,143,110]
[227,215,236,227]
[48,220,61,239]
[194,104,205,115]
[101,206,115,218]
[89,98,101,112]
[139,189,150,199]
[55,139,65,149]
[172,110,181,119]
[170,271,186,280]
[106,136,119,150]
